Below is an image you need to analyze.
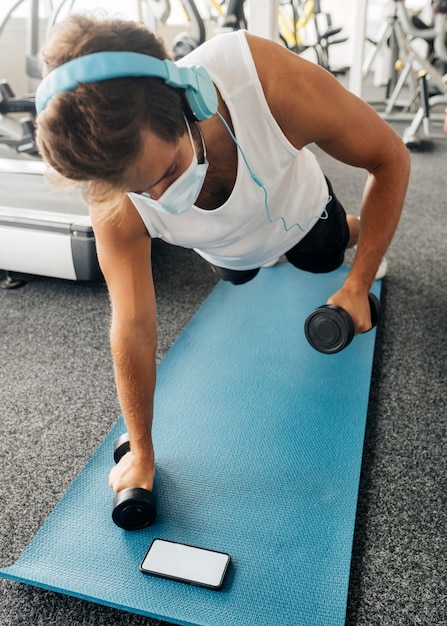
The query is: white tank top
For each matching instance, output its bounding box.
[128,30,329,270]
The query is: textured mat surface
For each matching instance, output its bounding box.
[0,264,380,626]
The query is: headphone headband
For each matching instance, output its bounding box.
[35,51,218,120]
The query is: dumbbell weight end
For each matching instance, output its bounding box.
[112,488,157,531]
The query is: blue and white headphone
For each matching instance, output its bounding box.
[35,50,218,121]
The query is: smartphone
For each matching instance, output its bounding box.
[140,538,230,590]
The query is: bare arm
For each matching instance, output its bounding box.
[248,34,410,331]
[90,195,157,493]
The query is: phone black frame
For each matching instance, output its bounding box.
[140,538,231,590]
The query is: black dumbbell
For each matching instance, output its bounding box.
[111,433,157,531]
[304,293,381,354]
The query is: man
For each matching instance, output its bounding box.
[35,15,410,502]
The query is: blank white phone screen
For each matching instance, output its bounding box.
[141,539,230,588]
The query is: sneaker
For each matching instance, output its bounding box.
[375,256,388,280]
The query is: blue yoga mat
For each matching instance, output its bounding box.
[0,264,381,626]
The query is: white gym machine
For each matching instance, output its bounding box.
[0,0,183,285]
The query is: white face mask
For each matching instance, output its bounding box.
[138,118,208,215]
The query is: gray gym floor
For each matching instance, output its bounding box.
[0,117,446,625]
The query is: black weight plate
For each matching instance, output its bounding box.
[304,304,354,354]
[112,487,157,531]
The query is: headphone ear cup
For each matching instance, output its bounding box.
[183,66,218,121]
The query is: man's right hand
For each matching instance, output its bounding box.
[109,448,155,494]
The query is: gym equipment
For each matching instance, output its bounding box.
[171,0,207,60]
[0,144,101,282]
[0,0,102,282]
[0,265,381,626]
[402,12,447,148]
[359,0,447,145]
[361,0,433,117]
[278,0,349,74]
[111,433,157,531]
[305,293,381,354]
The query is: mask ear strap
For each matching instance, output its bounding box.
[183,114,207,162]
[183,115,195,154]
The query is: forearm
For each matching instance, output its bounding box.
[327,144,410,333]
[110,321,157,462]
[346,148,410,293]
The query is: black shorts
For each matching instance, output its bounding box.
[210,177,350,285]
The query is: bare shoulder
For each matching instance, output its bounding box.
[244,33,350,148]
[89,193,151,280]
[245,32,312,78]
[90,193,147,240]
[244,33,405,168]
[244,34,337,99]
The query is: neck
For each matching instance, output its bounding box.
[198,93,236,166]
[194,98,238,210]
